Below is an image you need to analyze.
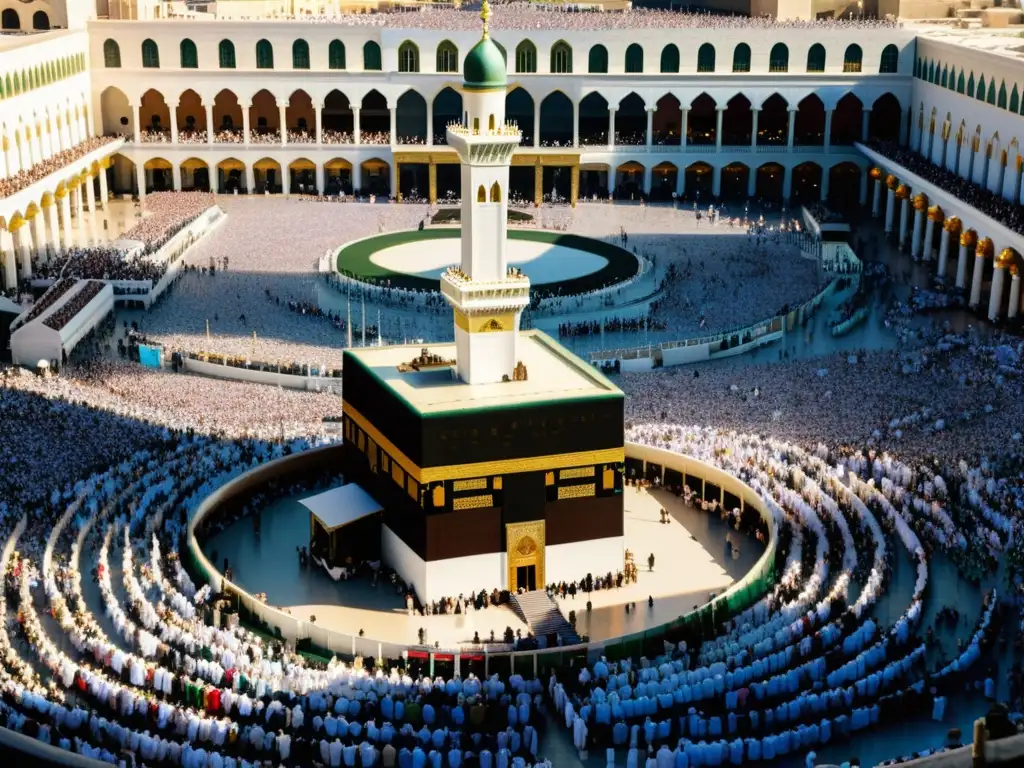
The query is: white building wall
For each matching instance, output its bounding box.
[545,536,625,587]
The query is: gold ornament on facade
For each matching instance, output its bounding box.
[894,185,910,201]
[927,205,943,222]
[869,167,882,181]
[995,248,1019,269]
[1010,264,1020,277]
[912,193,928,211]
[943,216,961,234]
[960,229,977,248]
[516,537,537,557]
[885,174,898,190]
[975,237,994,258]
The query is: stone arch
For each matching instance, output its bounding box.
[180,38,198,69]
[214,89,242,135]
[216,157,246,193]
[588,44,608,74]
[879,44,899,73]
[685,161,714,201]
[288,157,316,191]
[869,92,901,142]
[831,93,862,145]
[843,44,862,73]
[180,157,210,192]
[791,161,823,203]
[719,162,749,200]
[550,40,572,74]
[99,85,131,136]
[689,93,717,145]
[436,40,458,73]
[579,92,609,145]
[219,39,236,69]
[616,92,645,145]
[769,43,789,73]
[363,41,381,71]
[432,87,462,145]
[660,44,679,74]
[722,94,752,146]
[360,89,389,136]
[398,40,419,73]
[256,39,274,69]
[249,88,278,135]
[253,156,283,193]
[506,88,534,145]
[653,94,683,145]
[176,89,205,139]
[102,39,121,68]
[794,93,825,146]
[292,39,310,70]
[828,162,861,208]
[539,91,573,146]
[140,88,170,136]
[323,89,354,139]
[697,43,716,73]
[324,157,353,194]
[0,8,18,30]
[329,39,346,70]
[758,93,789,146]
[732,43,751,73]
[806,43,826,73]
[360,157,391,196]
[396,89,427,144]
[625,43,644,74]
[515,40,537,74]
[756,162,785,202]
[286,89,315,138]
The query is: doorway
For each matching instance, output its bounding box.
[516,564,537,592]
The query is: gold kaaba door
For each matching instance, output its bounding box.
[506,521,545,593]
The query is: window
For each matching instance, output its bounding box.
[769,43,788,73]
[940,66,948,89]
[842,44,861,73]
[660,44,679,74]
[256,39,274,69]
[696,43,715,73]
[180,39,198,69]
[958,71,966,95]
[329,40,345,70]
[879,44,898,74]
[1,9,17,30]
[977,75,986,101]
[986,80,996,105]
[490,182,501,202]
[436,40,458,73]
[732,43,750,73]
[947,67,957,91]
[477,185,486,202]
[1010,85,1019,114]
[32,11,49,30]
[625,44,643,74]
[550,41,572,74]
[219,40,236,69]
[998,81,1007,109]
[515,41,536,74]
[806,44,825,73]
[398,41,419,73]
[588,45,607,74]
[142,39,160,68]
[363,41,381,71]
[292,39,310,69]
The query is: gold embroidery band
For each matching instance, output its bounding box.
[343,402,624,484]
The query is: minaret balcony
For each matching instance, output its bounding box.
[440,269,531,312]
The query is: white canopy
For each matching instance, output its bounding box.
[300,484,382,532]
[0,296,22,315]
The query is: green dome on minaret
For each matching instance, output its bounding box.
[463,1,507,92]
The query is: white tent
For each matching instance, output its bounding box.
[300,484,383,577]
[299,484,382,531]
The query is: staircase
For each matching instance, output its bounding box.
[510,590,581,646]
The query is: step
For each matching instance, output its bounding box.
[510,590,582,645]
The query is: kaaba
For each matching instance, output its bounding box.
[341,332,625,602]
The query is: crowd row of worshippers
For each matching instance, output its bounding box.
[259,6,900,30]
[0,136,117,200]
[867,140,1024,236]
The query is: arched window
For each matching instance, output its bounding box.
[976,75,985,101]
[958,71,966,95]
[588,45,608,74]
[292,39,310,69]
[329,40,346,70]
[696,43,715,73]
[219,40,236,69]
[490,182,501,202]
[256,39,274,69]
[940,66,948,89]
[0,9,18,29]
[550,41,572,74]
[141,39,160,68]
[32,11,48,30]
[398,41,419,73]
[1010,85,1020,114]
[515,41,537,74]
[732,43,751,73]
[879,44,898,73]
[477,185,486,203]
[986,80,996,105]
[660,44,679,74]
[947,66,957,91]
[180,39,198,69]
[842,44,862,73]
[103,39,121,68]
[625,44,643,74]
[769,43,788,73]
[998,81,1007,109]
[436,40,458,73]
[806,44,825,73]
[363,41,381,71]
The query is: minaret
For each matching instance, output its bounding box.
[440,0,529,385]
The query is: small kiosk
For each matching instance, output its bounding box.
[300,484,383,574]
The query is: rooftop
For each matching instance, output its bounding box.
[911,23,1024,60]
[344,330,622,416]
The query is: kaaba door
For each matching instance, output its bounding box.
[506,521,545,593]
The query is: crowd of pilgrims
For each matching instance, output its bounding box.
[867,140,1024,237]
[0,136,117,200]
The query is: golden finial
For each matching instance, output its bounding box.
[480,0,491,38]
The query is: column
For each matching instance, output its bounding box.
[40,122,52,160]
[715,108,724,150]
[45,203,60,259]
[645,108,654,148]
[132,104,141,144]
[969,251,986,308]
[910,206,925,259]
[607,108,616,149]
[861,109,871,143]
[859,171,869,206]
[1008,268,1020,320]
[782,165,792,200]
[675,166,685,199]
[315,102,324,145]
[1,230,15,291]
[352,162,362,194]
[680,109,689,146]
[279,102,289,145]
[899,108,909,146]
[750,109,759,148]
[282,169,290,196]
[787,109,797,148]
[353,108,362,145]
[871,177,882,217]
[425,108,433,146]
[74,182,85,228]
[31,212,48,264]
[823,109,833,152]
[389,106,396,144]
[534,163,543,206]
[135,162,147,204]
[956,239,970,290]
[642,165,652,195]
[169,103,179,144]
[206,104,215,144]
[821,170,830,202]
[85,177,97,215]
[712,166,722,198]
[937,229,951,279]
[988,262,1007,322]
[532,110,540,148]
[389,162,398,199]
[245,165,256,195]
[572,101,579,148]
[60,193,73,250]
[923,214,937,262]
[172,164,182,192]
[60,115,71,151]
[428,162,437,205]
[898,195,910,248]
[316,163,325,195]
[747,167,757,198]
[98,167,109,209]
[884,186,896,232]
[570,164,579,207]
[12,227,32,280]
[242,102,251,146]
